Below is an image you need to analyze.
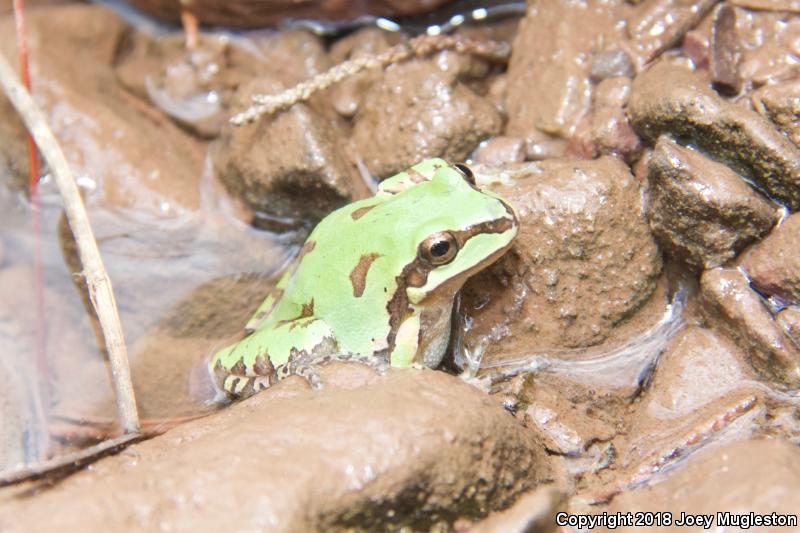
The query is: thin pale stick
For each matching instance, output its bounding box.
[0,51,141,434]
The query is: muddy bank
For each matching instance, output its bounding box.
[0,368,557,532]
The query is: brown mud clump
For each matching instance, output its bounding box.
[126,0,459,29]
[740,213,800,305]
[0,369,555,531]
[463,157,662,359]
[351,59,502,178]
[646,136,779,271]
[628,62,800,209]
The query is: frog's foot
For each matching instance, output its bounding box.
[275,357,323,389]
[341,354,391,376]
[209,357,276,400]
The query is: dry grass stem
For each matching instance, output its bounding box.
[231,34,511,125]
[0,51,141,434]
[0,433,141,486]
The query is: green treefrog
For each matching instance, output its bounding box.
[210,158,518,398]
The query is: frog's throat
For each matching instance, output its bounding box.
[384,214,516,362]
[416,294,457,368]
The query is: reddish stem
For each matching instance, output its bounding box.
[180,6,199,50]
[13,0,50,436]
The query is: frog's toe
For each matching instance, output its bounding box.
[296,365,324,389]
[207,387,233,406]
[348,354,390,375]
[371,359,391,376]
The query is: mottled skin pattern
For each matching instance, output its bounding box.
[210,159,518,398]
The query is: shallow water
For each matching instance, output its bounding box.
[478,283,688,391]
[0,163,291,469]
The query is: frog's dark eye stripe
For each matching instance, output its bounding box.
[419,232,459,266]
[453,163,477,186]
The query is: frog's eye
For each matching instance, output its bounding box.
[420,232,459,266]
[453,163,477,186]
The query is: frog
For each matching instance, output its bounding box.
[209,158,518,398]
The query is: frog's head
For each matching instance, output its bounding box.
[393,160,519,307]
[305,158,518,369]
[374,159,517,368]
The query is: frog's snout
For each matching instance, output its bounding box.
[480,187,519,237]
[496,197,520,238]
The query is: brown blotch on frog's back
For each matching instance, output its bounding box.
[231,358,247,376]
[253,354,275,376]
[407,169,429,183]
[349,253,382,297]
[351,204,378,221]
[278,299,317,330]
[298,239,316,260]
[300,299,315,318]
